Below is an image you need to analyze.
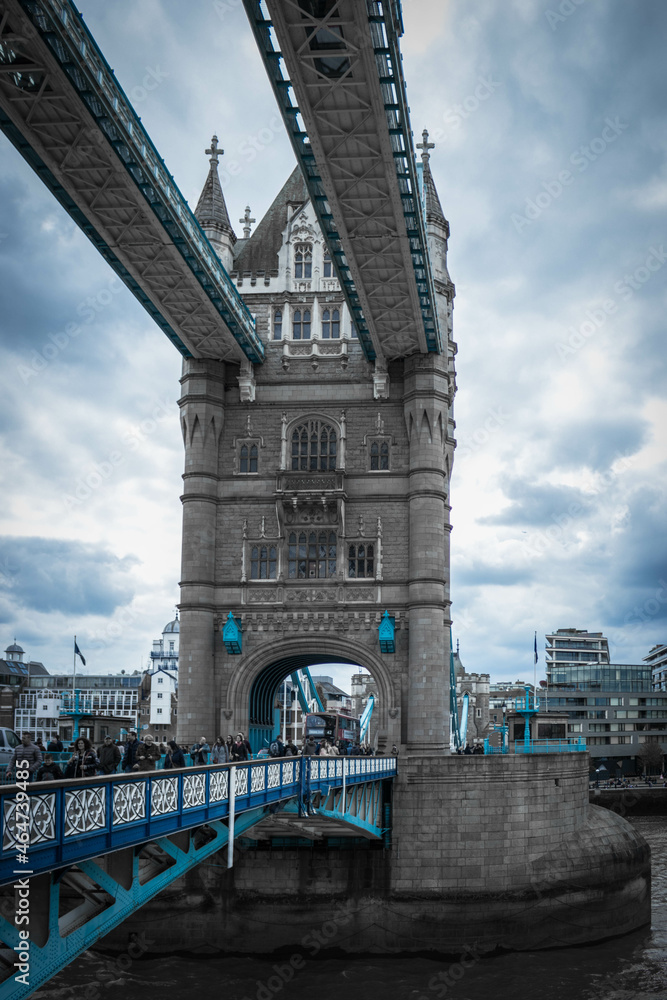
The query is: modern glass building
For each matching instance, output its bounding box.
[545,629,667,774]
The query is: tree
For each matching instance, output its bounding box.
[637,741,664,776]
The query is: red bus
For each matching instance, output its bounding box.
[304,712,360,747]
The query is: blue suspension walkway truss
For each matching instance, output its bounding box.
[243,0,441,363]
[0,756,396,999]
[0,0,262,364]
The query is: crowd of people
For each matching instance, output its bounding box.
[4,730,390,782]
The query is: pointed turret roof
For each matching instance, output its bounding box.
[233,165,309,276]
[417,129,449,234]
[195,135,235,241]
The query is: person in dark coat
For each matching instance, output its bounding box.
[35,755,64,782]
[5,733,43,780]
[66,737,98,778]
[98,736,122,774]
[134,734,161,771]
[164,741,186,769]
[231,737,248,762]
[122,731,140,772]
[47,737,64,752]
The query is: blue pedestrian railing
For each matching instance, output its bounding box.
[515,738,587,754]
[0,756,397,885]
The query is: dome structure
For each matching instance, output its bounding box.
[163,612,179,635]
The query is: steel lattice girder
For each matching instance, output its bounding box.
[0,0,262,364]
[243,0,441,363]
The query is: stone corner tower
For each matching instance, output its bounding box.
[177,132,456,754]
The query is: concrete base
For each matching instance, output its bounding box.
[101,754,650,956]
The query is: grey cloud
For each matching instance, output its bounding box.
[0,536,138,615]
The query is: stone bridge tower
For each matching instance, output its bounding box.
[177,134,456,752]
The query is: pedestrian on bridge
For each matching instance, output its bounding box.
[134,734,161,771]
[35,754,64,782]
[122,730,139,772]
[231,736,248,761]
[98,736,121,774]
[225,735,235,758]
[164,740,186,769]
[237,732,252,757]
[212,737,229,764]
[302,736,318,756]
[190,737,210,766]
[5,733,42,781]
[66,738,99,778]
[47,737,64,752]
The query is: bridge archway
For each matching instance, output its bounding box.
[225,638,398,752]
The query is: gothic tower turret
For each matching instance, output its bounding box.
[194,135,236,272]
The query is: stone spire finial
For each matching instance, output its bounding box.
[206,134,222,166]
[239,206,256,239]
[417,128,435,165]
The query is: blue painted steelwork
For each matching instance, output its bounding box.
[0,757,397,885]
[359,693,375,742]
[516,686,540,750]
[222,612,243,654]
[378,611,396,653]
[0,758,395,997]
[290,667,325,714]
[515,739,587,754]
[459,692,470,746]
[242,0,441,361]
[450,631,463,751]
[0,0,262,364]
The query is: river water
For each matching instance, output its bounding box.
[38,815,667,1000]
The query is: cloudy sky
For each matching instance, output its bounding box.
[1,0,666,691]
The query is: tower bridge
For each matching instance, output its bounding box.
[0,0,651,992]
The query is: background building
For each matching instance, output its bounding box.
[545,629,667,774]
[646,644,667,691]
[453,643,490,745]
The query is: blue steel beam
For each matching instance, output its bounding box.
[0,0,263,364]
[242,0,441,362]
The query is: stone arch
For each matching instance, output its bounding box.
[223,634,399,750]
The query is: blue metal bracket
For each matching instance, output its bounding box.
[222,612,242,654]
[378,611,396,654]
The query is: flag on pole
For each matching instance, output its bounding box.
[534,632,538,665]
[74,641,86,667]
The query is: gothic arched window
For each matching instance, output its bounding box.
[323,249,333,278]
[293,309,311,340]
[370,440,389,471]
[288,531,337,579]
[322,308,340,339]
[251,545,276,580]
[273,309,282,340]
[294,244,312,279]
[348,543,374,578]
[291,420,336,472]
[240,443,258,473]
